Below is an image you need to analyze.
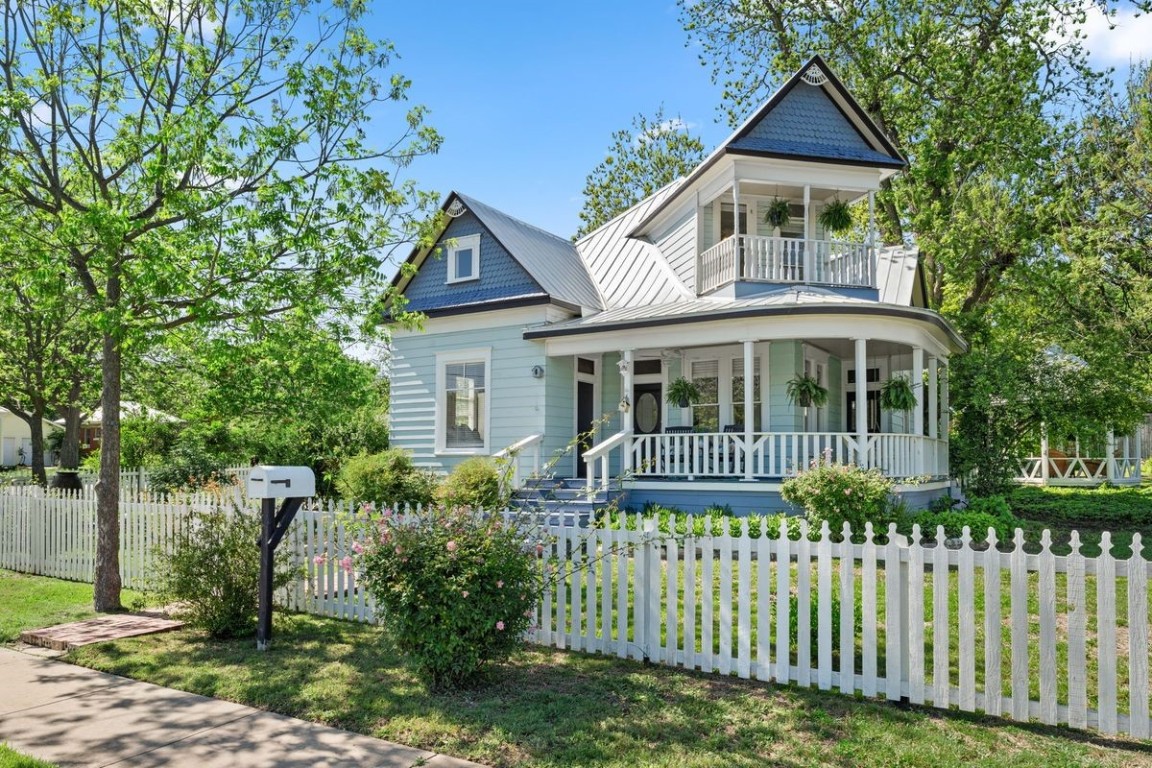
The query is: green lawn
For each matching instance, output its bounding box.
[0,745,56,768]
[0,570,145,642]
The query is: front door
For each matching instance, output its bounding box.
[633,383,662,435]
[846,390,881,433]
[576,379,596,476]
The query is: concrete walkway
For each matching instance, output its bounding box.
[0,647,486,768]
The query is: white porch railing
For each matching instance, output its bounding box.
[626,431,944,480]
[493,433,543,489]
[584,430,629,491]
[1015,432,1142,486]
[698,235,875,294]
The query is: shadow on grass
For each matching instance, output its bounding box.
[69,613,1152,768]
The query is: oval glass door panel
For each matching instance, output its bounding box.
[635,392,659,433]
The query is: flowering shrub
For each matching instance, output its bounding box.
[780,460,897,536]
[355,506,542,688]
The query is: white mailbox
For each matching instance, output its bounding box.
[247,465,315,499]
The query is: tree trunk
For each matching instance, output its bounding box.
[27,411,46,485]
[94,274,123,612]
[60,404,82,469]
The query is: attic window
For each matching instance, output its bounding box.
[447,233,480,284]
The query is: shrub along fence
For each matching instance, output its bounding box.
[0,488,1148,741]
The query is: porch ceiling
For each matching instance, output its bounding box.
[629,337,909,360]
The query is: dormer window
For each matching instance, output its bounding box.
[447,233,480,283]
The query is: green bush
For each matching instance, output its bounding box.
[154,509,296,638]
[911,495,1021,543]
[1005,485,1152,530]
[149,443,228,494]
[438,457,503,510]
[780,461,898,537]
[336,449,439,507]
[356,507,542,688]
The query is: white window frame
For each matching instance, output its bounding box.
[435,347,492,455]
[446,233,481,284]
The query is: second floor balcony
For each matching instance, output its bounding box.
[698,234,875,295]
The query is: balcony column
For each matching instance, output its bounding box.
[803,185,812,282]
[741,339,756,482]
[867,191,876,285]
[732,170,743,279]
[854,337,869,468]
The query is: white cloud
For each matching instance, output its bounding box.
[1078,5,1152,64]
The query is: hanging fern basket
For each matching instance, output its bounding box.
[786,374,828,409]
[818,199,853,234]
[880,376,918,411]
[763,198,791,229]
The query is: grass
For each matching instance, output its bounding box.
[0,745,56,768]
[65,612,1152,768]
[0,570,146,642]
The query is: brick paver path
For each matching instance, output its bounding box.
[19,614,184,650]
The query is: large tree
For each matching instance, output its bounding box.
[0,1,440,610]
[576,106,706,238]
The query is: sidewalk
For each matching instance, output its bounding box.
[0,647,486,768]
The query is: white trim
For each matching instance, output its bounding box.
[573,354,602,476]
[434,346,492,455]
[446,233,481,284]
[391,305,564,337]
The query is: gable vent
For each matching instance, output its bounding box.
[800,66,828,86]
[445,198,467,218]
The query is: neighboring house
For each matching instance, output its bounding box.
[0,407,57,467]
[387,56,967,513]
[72,401,180,454]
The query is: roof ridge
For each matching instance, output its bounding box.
[456,192,574,247]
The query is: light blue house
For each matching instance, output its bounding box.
[387,57,966,514]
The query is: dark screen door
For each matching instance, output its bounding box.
[633,383,662,435]
[576,380,596,475]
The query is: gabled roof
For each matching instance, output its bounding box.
[630,55,905,237]
[393,193,604,311]
[574,181,694,308]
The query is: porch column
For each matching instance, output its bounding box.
[928,356,939,440]
[803,185,811,242]
[1106,430,1116,482]
[1040,424,1050,483]
[622,349,634,474]
[742,339,756,482]
[912,346,924,476]
[941,363,950,436]
[854,337,868,468]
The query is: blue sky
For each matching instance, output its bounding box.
[370,2,1152,242]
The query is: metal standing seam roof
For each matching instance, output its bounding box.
[522,286,966,351]
[573,182,695,308]
[456,193,605,311]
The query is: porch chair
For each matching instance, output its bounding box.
[663,426,695,476]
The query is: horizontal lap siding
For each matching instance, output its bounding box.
[389,321,547,473]
[545,357,576,477]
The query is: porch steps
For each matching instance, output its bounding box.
[509,477,621,528]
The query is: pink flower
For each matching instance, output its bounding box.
[351,541,364,555]
[462,590,469,598]
[313,554,327,565]
[446,540,458,552]
[496,580,504,588]
[496,621,505,631]
[340,556,354,574]
[382,509,393,519]
[844,488,852,495]
[536,543,544,555]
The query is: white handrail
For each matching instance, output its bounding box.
[493,433,543,489]
[584,430,629,491]
[698,234,874,294]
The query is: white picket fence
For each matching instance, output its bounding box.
[0,490,1149,740]
[0,466,252,493]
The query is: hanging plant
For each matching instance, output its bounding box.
[818,198,853,234]
[786,374,828,409]
[763,198,791,229]
[880,376,918,412]
[665,377,702,408]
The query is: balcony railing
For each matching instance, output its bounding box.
[698,235,875,295]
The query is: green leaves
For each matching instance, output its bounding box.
[576,106,706,238]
